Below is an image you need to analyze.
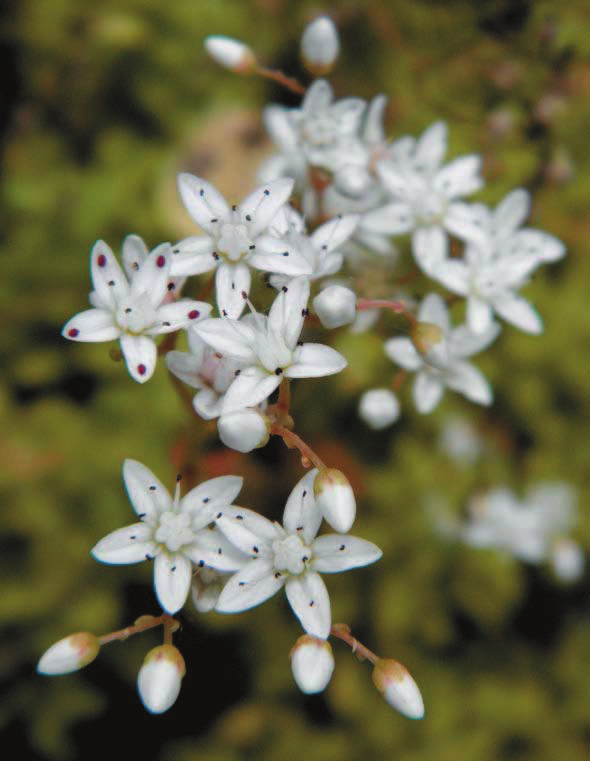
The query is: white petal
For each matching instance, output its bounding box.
[122,235,148,279]
[222,366,281,413]
[37,633,100,676]
[311,214,359,252]
[311,535,382,572]
[413,226,448,275]
[362,202,415,235]
[446,361,493,405]
[414,371,444,413]
[154,553,192,613]
[283,469,322,545]
[216,559,284,613]
[330,97,366,135]
[494,188,530,232]
[119,334,158,383]
[181,475,244,516]
[418,292,451,332]
[384,337,422,370]
[431,260,469,296]
[450,321,500,357]
[492,292,543,334]
[62,309,119,343]
[434,155,483,198]
[375,161,411,198]
[91,523,157,564]
[249,237,313,276]
[303,78,333,115]
[194,317,257,362]
[215,506,280,555]
[285,573,331,639]
[184,528,247,572]
[177,174,231,234]
[90,240,129,309]
[130,244,173,307]
[215,263,251,319]
[165,351,206,390]
[286,343,347,378]
[170,236,217,276]
[123,459,171,519]
[444,202,489,242]
[510,229,566,263]
[193,388,224,419]
[414,121,448,172]
[268,276,310,350]
[467,296,493,334]
[263,105,300,153]
[239,178,294,237]
[147,300,211,334]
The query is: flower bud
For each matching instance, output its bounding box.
[313,468,356,533]
[137,644,186,715]
[301,16,339,75]
[551,538,585,583]
[290,635,335,694]
[217,409,270,453]
[37,632,100,675]
[359,389,400,429]
[313,286,357,329]
[204,35,256,74]
[372,658,424,719]
[191,568,226,613]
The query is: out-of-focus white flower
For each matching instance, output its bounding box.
[372,658,425,719]
[359,388,400,429]
[313,468,356,533]
[314,285,357,328]
[301,17,339,74]
[204,36,256,73]
[217,408,270,452]
[550,538,585,583]
[37,633,100,675]
[137,645,185,714]
[439,416,482,465]
[290,635,335,693]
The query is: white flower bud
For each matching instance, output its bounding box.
[313,286,356,329]
[359,389,400,429]
[204,35,256,74]
[313,468,356,533]
[334,165,371,198]
[372,659,424,720]
[191,568,226,613]
[290,635,335,694]
[37,632,100,675]
[551,538,585,583]
[301,16,339,75]
[217,409,270,453]
[137,644,186,715]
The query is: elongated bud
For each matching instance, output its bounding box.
[217,409,270,453]
[313,468,356,533]
[37,632,100,675]
[204,35,257,74]
[372,658,424,719]
[412,320,443,355]
[301,16,339,76]
[359,389,400,429]
[290,635,335,694]
[137,644,186,714]
[313,286,357,329]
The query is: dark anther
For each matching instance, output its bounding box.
[308,600,315,607]
[213,252,220,260]
[203,497,210,503]
[281,286,288,292]
[210,218,218,223]
[171,565,177,572]
[282,251,289,257]
[167,282,175,291]
[214,353,223,359]
[263,189,270,196]
[301,308,309,317]
[302,490,307,497]
[275,367,283,376]
[339,544,346,551]
[297,525,304,531]
[198,560,205,567]
[236,515,243,520]
[130,535,136,540]
[253,546,259,553]
[199,188,205,197]
[216,512,222,519]
[176,474,182,482]
[108,280,115,286]
[139,513,146,518]
[231,282,236,290]
[274,572,282,578]
[245,214,252,221]
[232,204,237,211]
[302,555,309,563]
[125,307,133,314]
[145,554,153,561]
[249,244,255,250]
[217,548,222,554]
[149,486,157,491]
[222,309,228,316]
[239,581,246,586]
[235,369,241,376]
[297,341,303,346]
[163,321,171,327]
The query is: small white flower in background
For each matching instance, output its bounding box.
[431,189,566,334]
[550,538,585,583]
[204,35,257,73]
[191,567,235,613]
[358,388,400,429]
[313,284,357,329]
[37,633,100,675]
[361,121,484,274]
[290,635,335,694]
[300,16,339,75]
[385,293,500,413]
[215,469,382,639]
[372,659,425,720]
[91,460,247,614]
[173,174,311,318]
[62,237,211,383]
[439,416,482,465]
[313,468,357,533]
[217,408,270,452]
[195,277,348,413]
[137,645,185,714]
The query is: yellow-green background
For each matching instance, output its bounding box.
[2,1,589,759]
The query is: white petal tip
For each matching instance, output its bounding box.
[373,660,425,719]
[37,633,100,676]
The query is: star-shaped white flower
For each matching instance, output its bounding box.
[194,277,348,413]
[172,175,312,318]
[214,469,382,638]
[91,460,247,614]
[62,237,211,383]
[385,293,500,413]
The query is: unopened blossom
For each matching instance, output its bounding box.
[194,277,347,414]
[313,468,356,533]
[358,388,400,429]
[290,635,335,694]
[217,408,270,452]
[172,175,311,318]
[313,284,357,328]
[62,237,210,383]
[372,659,425,719]
[301,17,339,74]
[137,645,185,714]
[550,538,585,583]
[191,567,235,613]
[361,121,484,273]
[37,633,100,675]
[91,460,247,614]
[431,189,566,334]
[204,35,256,74]
[215,469,382,639]
[385,293,500,413]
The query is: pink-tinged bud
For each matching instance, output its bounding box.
[37,632,100,675]
[301,16,339,75]
[290,635,335,694]
[313,468,356,533]
[372,659,424,719]
[137,645,186,715]
[313,285,357,329]
[204,36,256,74]
[217,409,270,453]
[359,389,400,430]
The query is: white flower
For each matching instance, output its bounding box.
[550,538,585,583]
[362,121,484,273]
[372,659,425,720]
[358,388,400,429]
[91,460,246,614]
[300,17,339,74]
[194,277,347,413]
[137,645,185,714]
[37,633,100,675]
[290,635,335,694]
[439,416,482,465]
[214,470,382,638]
[431,189,565,334]
[313,284,357,328]
[217,408,270,452]
[204,35,256,73]
[172,175,310,318]
[385,293,500,413]
[63,237,211,383]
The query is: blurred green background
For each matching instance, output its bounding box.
[2,1,589,759]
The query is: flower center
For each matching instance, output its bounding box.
[216,222,251,262]
[272,534,312,576]
[116,294,158,334]
[155,511,195,552]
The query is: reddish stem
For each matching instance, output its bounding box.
[330,624,379,665]
[98,614,178,646]
[256,65,306,95]
[271,423,326,470]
